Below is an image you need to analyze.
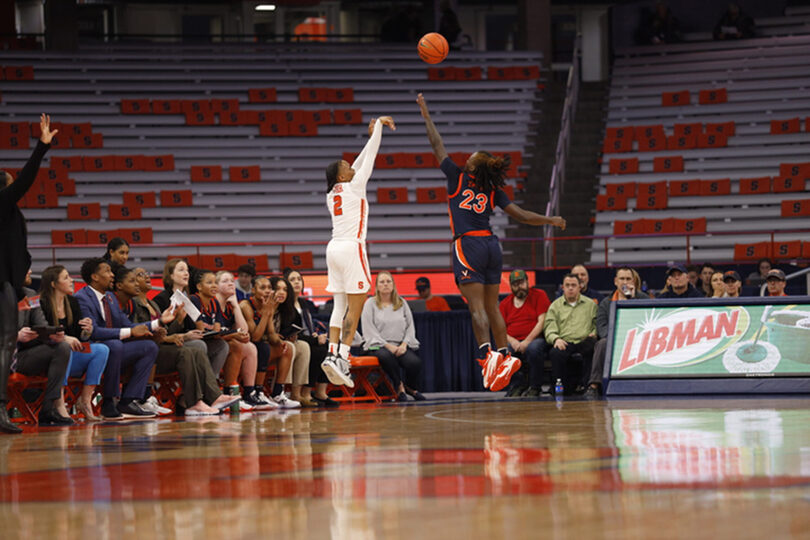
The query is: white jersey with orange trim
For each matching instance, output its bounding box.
[327,118,383,243]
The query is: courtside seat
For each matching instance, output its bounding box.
[329,355,397,404]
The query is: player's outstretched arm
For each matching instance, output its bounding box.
[416,93,448,164]
[504,203,566,229]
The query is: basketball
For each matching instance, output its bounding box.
[417,32,449,64]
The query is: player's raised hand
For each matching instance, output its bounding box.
[416,93,430,117]
[39,113,58,144]
[378,116,396,131]
[551,216,566,230]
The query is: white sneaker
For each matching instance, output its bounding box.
[142,395,173,416]
[275,393,301,409]
[256,390,280,408]
[239,400,255,412]
[322,354,355,388]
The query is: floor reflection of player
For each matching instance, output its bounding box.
[416,93,566,391]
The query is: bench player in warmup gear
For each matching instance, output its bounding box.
[416,93,566,391]
[321,115,396,387]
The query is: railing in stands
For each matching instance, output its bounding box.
[544,33,582,267]
[28,228,810,272]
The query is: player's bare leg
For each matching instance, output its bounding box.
[484,283,521,391]
[458,282,499,388]
[323,292,366,388]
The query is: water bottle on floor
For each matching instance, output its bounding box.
[554,378,563,396]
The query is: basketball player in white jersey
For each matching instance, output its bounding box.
[322,116,396,387]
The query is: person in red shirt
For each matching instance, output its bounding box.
[498,270,550,397]
[415,277,451,312]
[765,269,788,296]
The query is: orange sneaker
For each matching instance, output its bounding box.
[481,350,503,389]
[489,354,521,392]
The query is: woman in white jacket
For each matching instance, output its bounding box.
[361,271,425,401]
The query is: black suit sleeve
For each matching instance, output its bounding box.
[0,141,50,206]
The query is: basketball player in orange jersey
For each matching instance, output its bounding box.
[321,115,396,387]
[416,93,566,391]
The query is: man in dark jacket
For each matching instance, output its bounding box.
[657,264,705,299]
[0,114,57,434]
[585,267,649,398]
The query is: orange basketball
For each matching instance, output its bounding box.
[417,32,449,64]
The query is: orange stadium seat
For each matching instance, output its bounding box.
[123,191,156,208]
[635,193,668,210]
[698,88,728,104]
[637,135,666,152]
[259,120,288,136]
[603,137,633,153]
[121,99,151,114]
[780,199,810,217]
[0,134,29,150]
[191,165,222,182]
[288,119,318,136]
[705,121,735,136]
[67,202,101,220]
[200,254,236,271]
[51,155,83,171]
[326,88,354,103]
[697,132,727,148]
[634,125,665,140]
[151,99,182,115]
[0,121,29,137]
[4,65,34,80]
[734,242,771,261]
[185,111,216,125]
[700,179,731,196]
[114,155,144,171]
[662,90,690,106]
[279,251,314,270]
[605,126,633,140]
[669,179,701,197]
[608,157,638,174]
[771,118,800,134]
[181,99,212,115]
[772,176,806,193]
[613,219,644,235]
[739,176,771,194]
[638,181,667,197]
[606,182,636,198]
[308,109,332,125]
[67,123,92,137]
[299,87,328,102]
[427,66,455,80]
[247,88,277,103]
[673,122,702,138]
[332,109,363,124]
[119,228,153,245]
[143,155,174,171]
[411,152,438,168]
[779,162,810,177]
[455,66,483,80]
[47,178,76,196]
[596,194,628,211]
[160,190,192,207]
[647,218,674,234]
[514,65,541,79]
[666,134,697,150]
[229,166,260,182]
[83,155,115,172]
[26,192,58,208]
[87,230,118,245]
[210,99,239,114]
[773,241,802,259]
[234,255,269,273]
[51,229,87,245]
[416,186,448,204]
[377,187,409,204]
[71,133,104,149]
[218,111,242,125]
[109,204,141,221]
[673,217,706,234]
[487,66,512,80]
[652,155,683,173]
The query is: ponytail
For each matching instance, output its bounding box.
[471,151,510,192]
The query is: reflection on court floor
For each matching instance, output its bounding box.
[1,398,810,538]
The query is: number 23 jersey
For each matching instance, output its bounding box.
[442,157,511,238]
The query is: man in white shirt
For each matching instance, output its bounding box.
[321,116,396,387]
[75,258,175,419]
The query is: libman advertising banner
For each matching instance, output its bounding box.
[610,303,810,378]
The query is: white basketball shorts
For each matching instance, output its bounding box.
[325,239,372,294]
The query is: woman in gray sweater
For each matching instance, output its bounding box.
[361,271,425,401]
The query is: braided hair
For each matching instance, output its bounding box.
[468,151,510,193]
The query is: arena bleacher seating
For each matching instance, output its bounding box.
[0,43,543,273]
[592,32,810,265]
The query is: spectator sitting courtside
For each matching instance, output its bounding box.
[557,264,604,303]
[544,273,597,395]
[586,267,649,399]
[657,264,704,299]
[765,269,787,296]
[235,264,255,302]
[498,269,550,398]
[709,271,726,298]
[686,265,700,289]
[746,258,772,288]
[415,277,450,312]
[102,237,130,271]
[698,263,716,297]
[723,270,742,298]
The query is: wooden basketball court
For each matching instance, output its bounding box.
[1,395,809,538]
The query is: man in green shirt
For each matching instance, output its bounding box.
[544,273,597,395]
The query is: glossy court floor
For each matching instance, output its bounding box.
[1,395,810,539]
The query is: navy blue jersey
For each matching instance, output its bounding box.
[190,294,225,327]
[441,158,511,238]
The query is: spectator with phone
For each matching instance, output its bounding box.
[361,271,424,401]
[39,265,109,421]
[585,267,649,399]
[13,269,74,425]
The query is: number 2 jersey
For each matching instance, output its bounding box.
[442,157,511,239]
[326,119,384,243]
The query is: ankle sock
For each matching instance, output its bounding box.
[338,343,350,358]
[328,342,338,355]
[477,343,491,360]
[497,347,509,356]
